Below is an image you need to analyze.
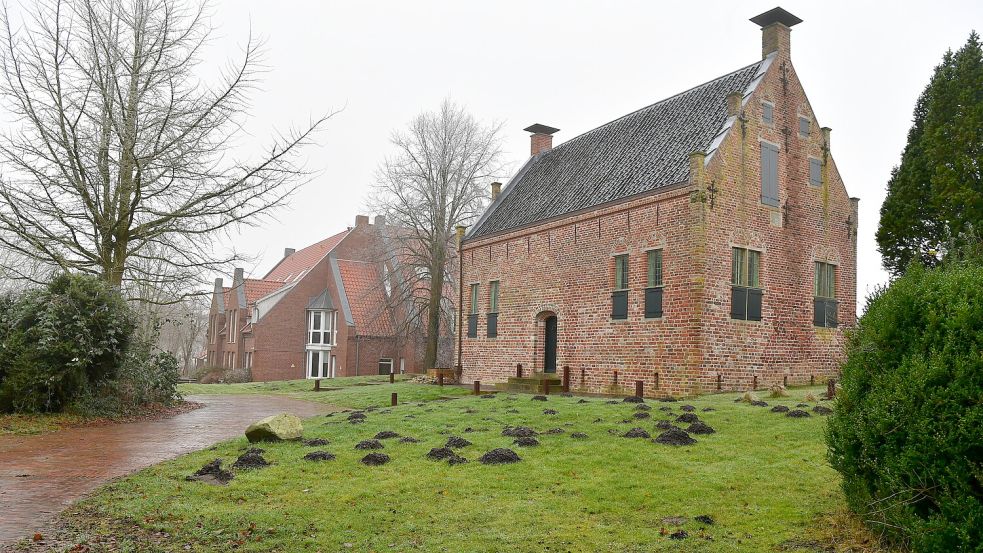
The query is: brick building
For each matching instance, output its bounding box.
[457,8,858,396]
[204,215,430,381]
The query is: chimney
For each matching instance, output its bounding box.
[490,182,502,201]
[726,92,743,117]
[750,7,802,59]
[689,151,707,185]
[213,277,223,294]
[355,214,369,227]
[821,127,832,151]
[374,214,386,227]
[283,247,295,258]
[456,225,466,246]
[233,267,244,286]
[524,124,560,156]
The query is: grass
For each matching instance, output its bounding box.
[0,412,92,436]
[42,383,895,552]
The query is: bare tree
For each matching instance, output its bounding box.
[370,99,503,369]
[0,0,333,297]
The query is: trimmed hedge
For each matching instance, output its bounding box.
[826,262,983,551]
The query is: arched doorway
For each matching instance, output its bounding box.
[543,315,557,374]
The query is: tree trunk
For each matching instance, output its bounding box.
[424,247,446,369]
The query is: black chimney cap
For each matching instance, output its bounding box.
[524,124,560,135]
[750,7,802,28]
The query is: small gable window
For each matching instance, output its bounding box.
[799,116,810,137]
[612,254,629,320]
[731,247,762,321]
[814,262,838,328]
[645,249,664,319]
[762,102,774,125]
[809,158,822,187]
[760,142,780,206]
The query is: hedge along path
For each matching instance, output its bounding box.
[0,394,332,547]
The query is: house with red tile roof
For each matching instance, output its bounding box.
[203,214,432,381]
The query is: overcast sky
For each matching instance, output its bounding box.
[200,0,981,314]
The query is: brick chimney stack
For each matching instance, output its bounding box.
[374,214,386,227]
[524,124,560,156]
[355,214,369,227]
[491,182,502,201]
[726,92,743,117]
[750,7,802,59]
[283,247,295,258]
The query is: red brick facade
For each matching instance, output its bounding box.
[457,16,857,396]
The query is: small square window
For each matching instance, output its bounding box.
[799,116,810,137]
[762,102,774,125]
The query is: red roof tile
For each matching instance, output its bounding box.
[337,259,394,336]
[264,229,350,283]
[243,279,286,304]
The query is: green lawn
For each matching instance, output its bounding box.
[43,383,892,552]
[0,412,92,436]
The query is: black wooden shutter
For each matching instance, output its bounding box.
[486,313,498,338]
[731,287,747,320]
[611,290,628,319]
[813,298,825,327]
[467,314,478,338]
[644,287,663,318]
[760,143,779,206]
[825,300,838,328]
[747,288,763,321]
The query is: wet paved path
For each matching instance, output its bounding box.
[0,395,333,546]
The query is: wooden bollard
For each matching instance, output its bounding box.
[516,363,523,378]
[438,373,444,387]
[390,372,395,384]
[473,380,481,395]
[827,378,836,399]
[783,375,788,387]
[716,374,722,391]
[753,375,758,390]
[635,380,643,398]
[655,372,660,389]
[562,366,570,393]
[391,392,397,406]
[314,378,321,392]
[613,370,619,386]
[810,374,815,386]
[543,379,551,395]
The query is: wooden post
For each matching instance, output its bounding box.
[391,392,397,406]
[753,375,758,390]
[635,380,643,398]
[783,374,788,387]
[655,372,660,390]
[314,379,321,392]
[810,374,815,386]
[438,373,444,387]
[543,379,551,396]
[716,374,722,391]
[516,363,523,378]
[473,381,481,395]
[562,366,570,393]
[613,370,618,386]
[389,372,395,384]
[827,378,836,399]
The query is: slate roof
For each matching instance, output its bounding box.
[264,229,350,283]
[469,59,768,238]
[336,259,395,336]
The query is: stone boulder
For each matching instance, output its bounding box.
[245,413,303,443]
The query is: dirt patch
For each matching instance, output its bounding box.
[545,428,565,434]
[635,404,652,411]
[787,409,811,418]
[514,436,540,447]
[655,420,680,431]
[355,439,384,450]
[532,395,548,401]
[360,453,390,466]
[661,516,687,526]
[445,436,472,448]
[812,405,833,415]
[771,405,790,413]
[303,451,336,462]
[622,396,644,404]
[675,413,700,424]
[680,405,696,412]
[694,514,715,525]
[623,427,651,438]
[570,432,588,439]
[502,426,538,437]
[398,436,420,443]
[750,400,769,407]
[232,449,269,470]
[687,421,716,435]
[632,412,651,420]
[543,409,558,415]
[669,530,688,540]
[186,459,233,485]
[303,438,330,447]
[374,431,400,440]
[347,412,366,421]
[426,447,456,461]
[654,428,697,446]
[479,448,521,464]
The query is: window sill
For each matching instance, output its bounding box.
[729,317,764,325]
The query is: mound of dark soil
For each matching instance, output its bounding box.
[812,405,833,415]
[669,530,688,540]
[514,436,540,447]
[680,405,696,412]
[532,395,548,401]
[623,396,645,403]
[577,399,589,404]
[187,459,234,485]
[570,432,589,439]
[605,400,620,405]
[623,427,651,438]
[786,409,811,418]
[479,448,521,464]
[655,420,681,431]
[635,404,652,411]
[750,400,769,407]
[502,426,537,438]
[347,412,366,421]
[545,428,565,434]
[505,408,520,414]
[303,451,336,462]
[659,397,678,403]
[426,447,456,461]
[675,413,700,424]
[658,406,673,412]
[796,403,809,408]
[232,449,269,470]
[360,453,390,466]
[771,405,790,413]
[303,438,330,447]
[633,412,651,420]
[355,439,384,450]
[445,436,472,448]
[464,427,476,433]
[654,428,697,446]
[543,409,558,415]
[480,394,496,399]
[701,407,716,412]
[447,453,468,465]
[686,421,716,435]
[398,436,420,443]
[463,408,478,414]
[694,514,715,525]
[374,431,400,440]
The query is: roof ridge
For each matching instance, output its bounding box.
[549,59,762,151]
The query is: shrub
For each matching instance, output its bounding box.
[826,262,983,551]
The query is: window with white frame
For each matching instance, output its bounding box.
[308,310,337,346]
[307,350,332,379]
[227,310,237,343]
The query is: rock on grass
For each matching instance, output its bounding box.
[303,451,335,462]
[479,448,521,464]
[360,453,390,466]
[244,413,303,443]
[654,428,697,446]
